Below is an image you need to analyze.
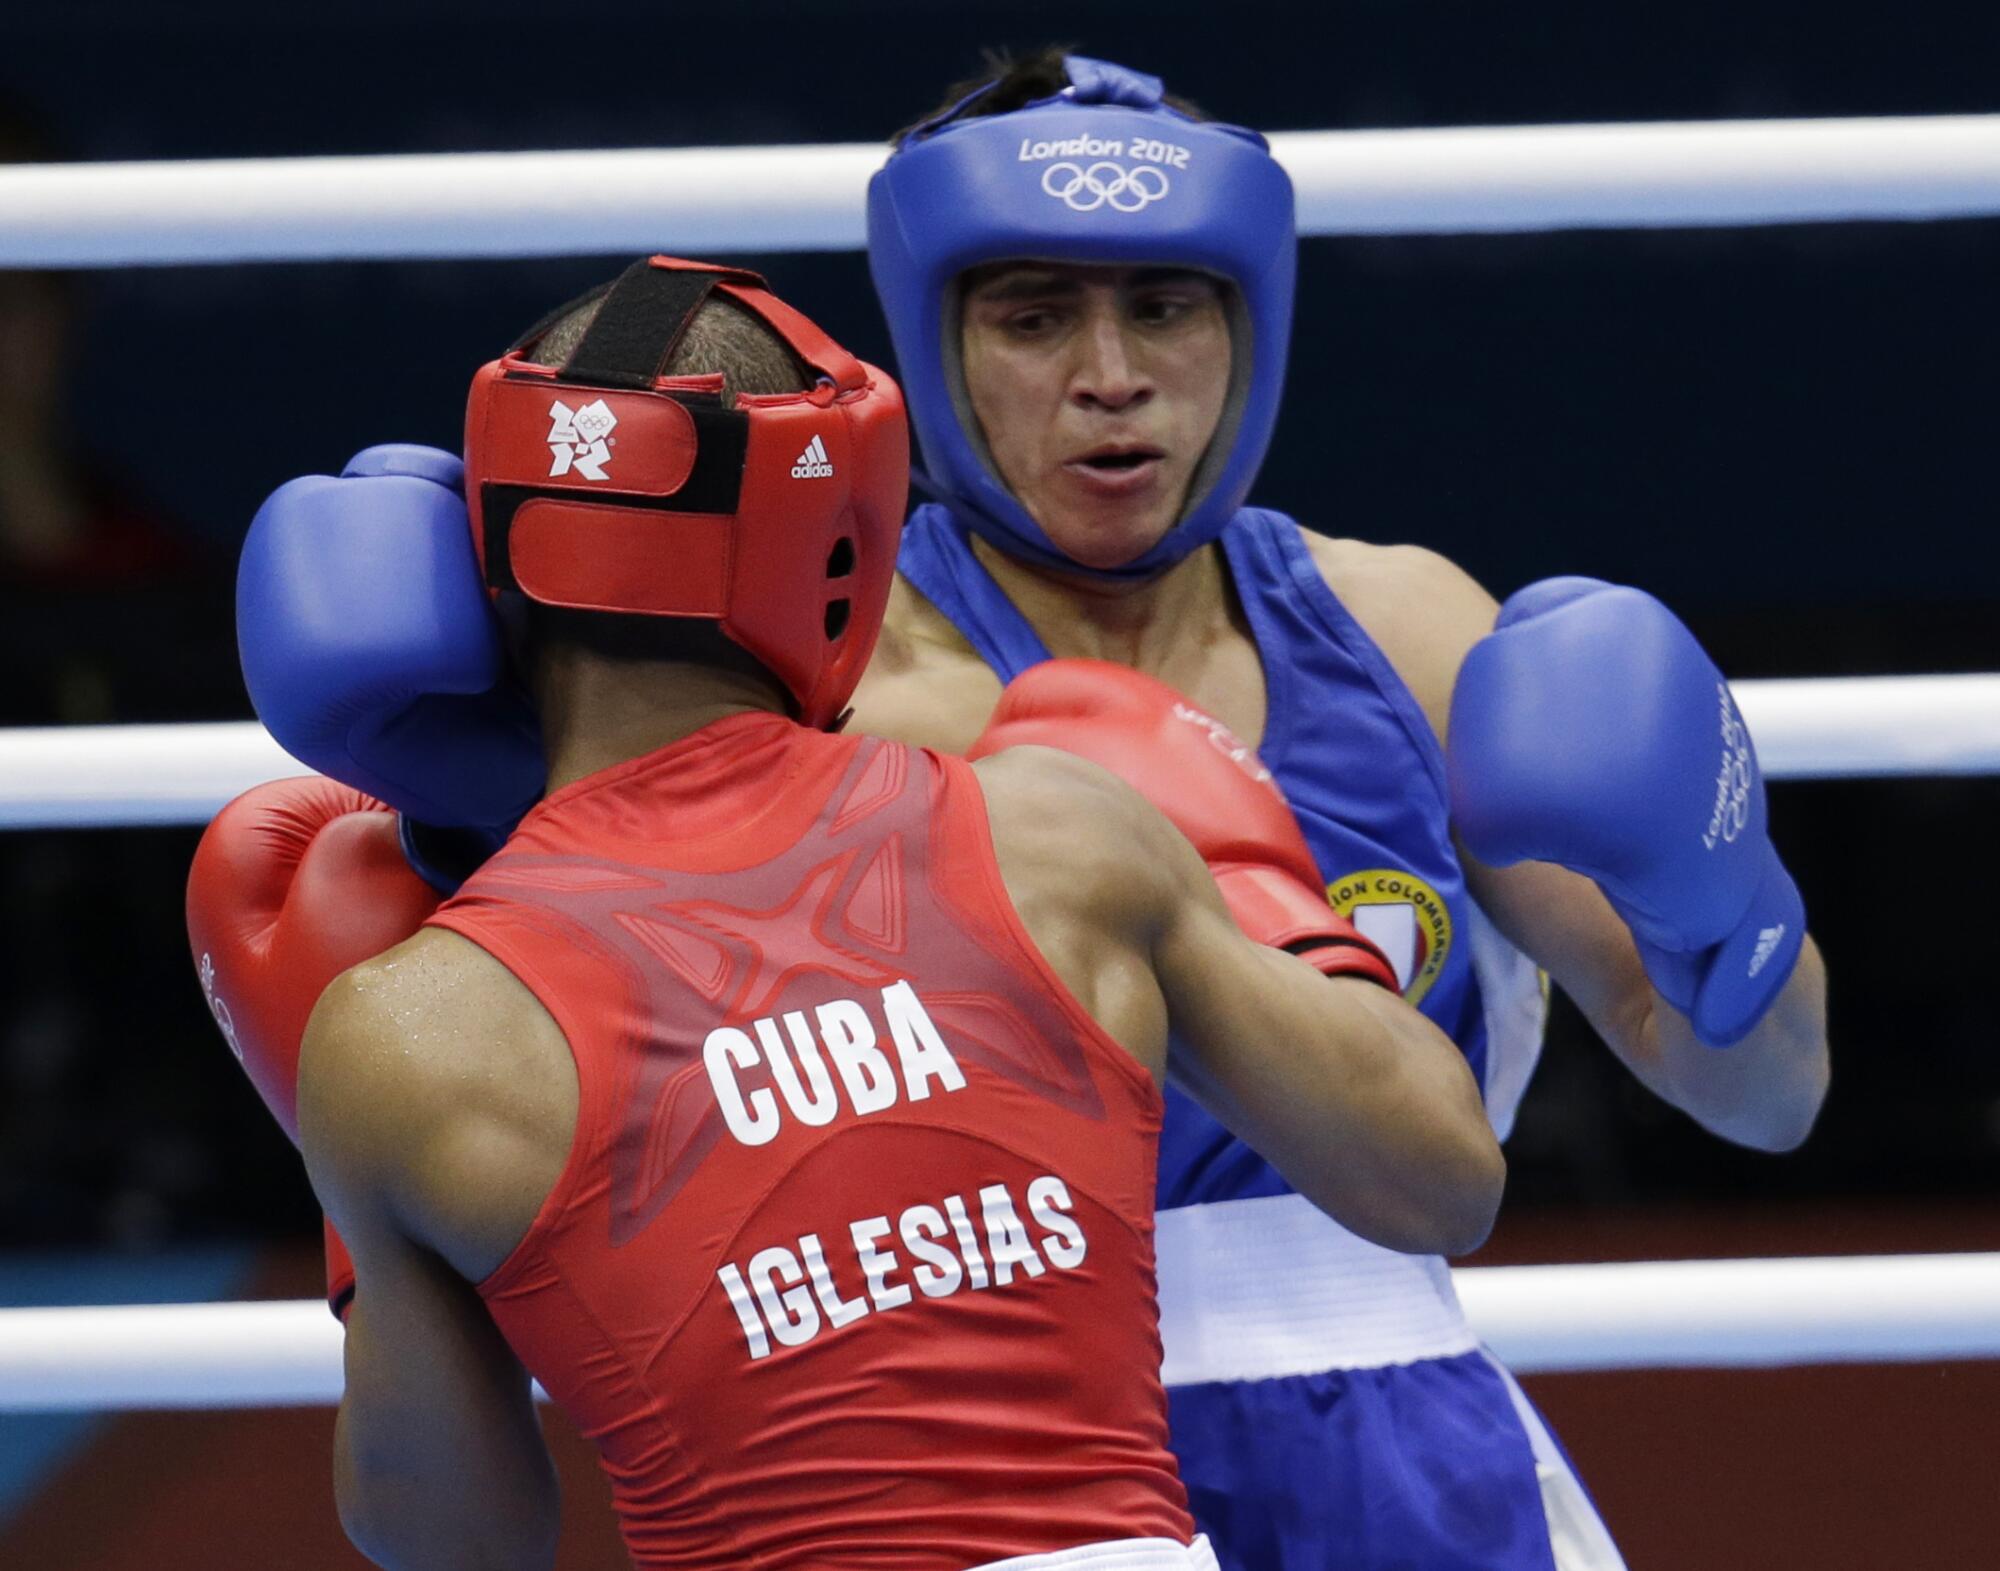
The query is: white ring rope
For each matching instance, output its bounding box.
[1733,673,2000,779]
[3,114,2000,267]
[3,673,1994,831]
[0,721,298,830]
[4,121,1986,1430]
[2,1252,1994,1413]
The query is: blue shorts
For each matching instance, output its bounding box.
[1169,1352,1581,1571]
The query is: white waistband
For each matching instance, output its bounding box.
[1156,1192,1476,1384]
[969,1537,1219,1571]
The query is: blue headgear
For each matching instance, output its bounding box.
[867,56,1297,580]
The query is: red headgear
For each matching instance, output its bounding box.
[464,256,908,729]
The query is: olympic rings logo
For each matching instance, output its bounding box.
[1039,161,1171,213]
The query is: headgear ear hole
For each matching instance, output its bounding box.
[826,537,856,578]
[824,599,852,641]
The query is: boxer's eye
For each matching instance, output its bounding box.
[1003,307,1061,336]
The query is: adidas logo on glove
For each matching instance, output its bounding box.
[791,435,834,479]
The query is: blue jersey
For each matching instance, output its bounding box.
[898,503,1546,1181]
[899,504,1622,1571]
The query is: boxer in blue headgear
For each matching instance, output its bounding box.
[851,48,1829,1571]
[230,45,1831,1571]
[867,55,1294,580]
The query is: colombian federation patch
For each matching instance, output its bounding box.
[1326,868,1453,1004]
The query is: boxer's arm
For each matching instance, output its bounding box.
[332,1251,553,1571]
[1142,778,1503,1256]
[298,942,561,1571]
[1465,854,1828,1151]
[1314,537,1829,1151]
[982,749,1503,1256]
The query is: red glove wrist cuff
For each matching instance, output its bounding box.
[1212,863,1400,992]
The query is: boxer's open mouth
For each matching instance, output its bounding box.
[1072,444,1164,473]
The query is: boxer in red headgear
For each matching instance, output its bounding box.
[207,256,1501,1571]
[462,257,902,729]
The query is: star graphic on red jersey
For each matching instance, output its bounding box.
[651,850,904,1023]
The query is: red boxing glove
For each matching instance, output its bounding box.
[968,660,1398,990]
[187,777,443,1316]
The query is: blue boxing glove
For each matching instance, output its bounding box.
[1447,577,1805,1047]
[238,444,545,866]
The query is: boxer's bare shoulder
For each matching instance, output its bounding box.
[1300,533,1500,747]
[852,570,1007,752]
[972,745,1180,1079]
[299,926,577,1283]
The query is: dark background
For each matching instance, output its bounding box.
[1,0,1994,1249]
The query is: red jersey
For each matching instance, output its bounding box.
[428,712,1190,1568]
